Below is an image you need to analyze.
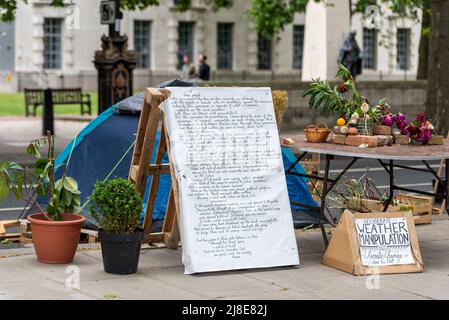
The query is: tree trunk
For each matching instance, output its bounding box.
[417,1,431,79]
[426,0,449,135]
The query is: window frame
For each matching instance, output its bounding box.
[216,23,234,70]
[292,25,305,70]
[257,34,272,71]
[362,27,377,70]
[396,28,411,71]
[177,21,195,70]
[134,20,152,69]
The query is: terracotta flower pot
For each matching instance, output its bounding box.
[28,213,85,264]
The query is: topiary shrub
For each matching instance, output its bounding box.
[89,178,143,234]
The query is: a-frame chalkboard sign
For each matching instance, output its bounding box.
[128,87,180,250]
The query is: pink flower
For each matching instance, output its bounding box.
[395,113,406,123]
[416,112,426,123]
[397,119,409,131]
[383,114,394,126]
[417,129,432,142]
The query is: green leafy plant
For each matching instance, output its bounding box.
[89,178,143,234]
[303,64,364,117]
[0,131,81,221]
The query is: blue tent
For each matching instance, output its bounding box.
[54,81,319,230]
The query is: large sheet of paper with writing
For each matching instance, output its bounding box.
[160,87,299,274]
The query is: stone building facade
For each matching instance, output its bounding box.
[0,0,422,92]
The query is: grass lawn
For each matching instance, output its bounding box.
[0,92,98,116]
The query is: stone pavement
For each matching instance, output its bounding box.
[1,216,449,300]
[0,117,88,164]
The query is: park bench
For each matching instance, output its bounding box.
[24,88,92,116]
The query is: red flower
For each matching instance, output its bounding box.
[406,124,418,137]
[338,84,347,93]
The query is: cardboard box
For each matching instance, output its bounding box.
[322,210,424,275]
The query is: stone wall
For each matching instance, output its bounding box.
[207,80,428,132]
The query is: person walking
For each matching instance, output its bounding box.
[181,54,196,80]
[198,54,211,81]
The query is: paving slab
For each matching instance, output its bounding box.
[0,218,448,299]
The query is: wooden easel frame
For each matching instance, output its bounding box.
[128,88,180,249]
[432,132,449,215]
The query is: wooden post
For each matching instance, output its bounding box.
[42,88,54,136]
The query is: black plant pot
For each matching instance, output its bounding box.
[98,229,144,275]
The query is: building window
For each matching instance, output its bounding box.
[217,23,233,70]
[363,28,377,69]
[396,28,410,70]
[177,22,194,70]
[292,25,304,69]
[43,18,62,69]
[257,34,272,70]
[134,20,151,69]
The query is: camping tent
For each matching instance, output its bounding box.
[53,80,319,230]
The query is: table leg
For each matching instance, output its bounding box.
[383,160,394,212]
[319,155,331,247]
[444,159,449,214]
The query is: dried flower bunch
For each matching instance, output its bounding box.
[272,90,288,130]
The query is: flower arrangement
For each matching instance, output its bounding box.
[394,112,434,143]
[304,64,435,143]
[304,64,390,133]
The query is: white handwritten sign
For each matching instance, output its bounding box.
[355,217,414,266]
[161,87,299,274]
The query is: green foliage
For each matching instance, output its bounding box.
[89,178,143,234]
[303,64,362,116]
[303,79,349,115]
[353,0,425,23]
[0,134,81,221]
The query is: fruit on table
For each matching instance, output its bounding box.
[337,118,346,126]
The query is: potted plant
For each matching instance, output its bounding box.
[329,171,411,213]
[0,132,84,264]
[89,178,144,275]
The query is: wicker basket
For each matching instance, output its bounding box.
[304,123,330,143]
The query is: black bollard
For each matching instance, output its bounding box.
[43,88,54,135]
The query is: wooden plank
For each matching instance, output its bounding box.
[130,96,151,167]
[134,99,161,195]
[162,189,175,233]
[129,164,170,182]
[143,125,168,234]
[0,233,21,240]
[165,212,180,250]
[0,220,20,235]
[162,115,182,249]
[144,232,165,243]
